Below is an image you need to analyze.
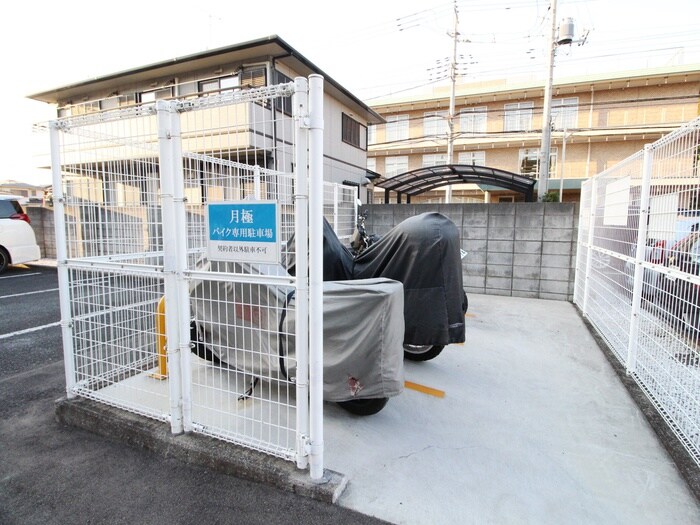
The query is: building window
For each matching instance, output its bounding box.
[368,124,377,145]
[273,70,293,115]
[504,102,534,131]
[519,147,557,177]
[422,153,449,167]
[458,151,486,166]
[519,148,539,176]
[367,157,377,173]
[100,93,136,111]
[385,156,408,178]
[552,97,578,130]
[139,87,173,103]
[459,107,487,134]
[386,115,409,142]
[63,101,100,116]
[118,94,136,107]
[424,111,448,137]
[342,113,366,150]
[240,67,267,88]
[199,79,220,94]
[199,75,240,96]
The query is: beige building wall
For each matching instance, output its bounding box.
[368,66,700,203]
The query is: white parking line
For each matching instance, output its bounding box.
[0,272,42,280]
[0,322,61,341]
[0,288,59,300]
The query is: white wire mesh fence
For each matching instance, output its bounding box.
[575,116,700,466]
[324,182,358,243]
[51,78,341,470]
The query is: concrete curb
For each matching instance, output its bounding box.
[55,397,348,504]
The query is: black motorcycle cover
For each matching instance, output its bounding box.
[317,212,466,347]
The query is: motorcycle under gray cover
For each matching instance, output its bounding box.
[287,278,405,401]
[319,212,466,346]
[190,262,405,401]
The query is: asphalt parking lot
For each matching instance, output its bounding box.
[0,264,386,525]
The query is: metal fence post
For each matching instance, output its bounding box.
[626,144,654,374]
[582,177,598,316]
[156,100,184,435]
[308,74,325,481]
[169,102,193,433]
[293,76,310,470]
[49,121,76,399]
[333,183,339,233]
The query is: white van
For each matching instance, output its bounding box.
[0,195,41,272]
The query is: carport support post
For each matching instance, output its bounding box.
[49,121,76,398]
[293,76,310,470]
[626,145,654,375]
[308,74,325,481]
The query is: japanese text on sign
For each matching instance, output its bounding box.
[206,201,280,263]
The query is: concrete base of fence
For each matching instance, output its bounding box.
[576,309,700,502]
[54,397,348,504]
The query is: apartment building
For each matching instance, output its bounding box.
[367,64,700,203]
[29,35,383,201]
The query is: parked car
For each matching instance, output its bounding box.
[0,195,41,273]
[658,231,700,344]
[624,213,700,300]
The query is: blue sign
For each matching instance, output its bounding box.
[206,201,280,263]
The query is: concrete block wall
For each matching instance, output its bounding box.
[363,202,579,302]
[26,207,57,260]
[24,203,579,301]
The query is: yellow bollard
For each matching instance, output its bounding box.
[150,296,168,380]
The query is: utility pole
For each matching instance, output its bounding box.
[445,0,459,204]
[538,0,558,201]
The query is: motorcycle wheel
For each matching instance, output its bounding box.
[403,344,445,361]
[336,397,389,416]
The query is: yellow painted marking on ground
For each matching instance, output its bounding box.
[404,381,445,398]
[465,313,477,318]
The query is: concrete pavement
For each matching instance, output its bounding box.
[326,293,700,524]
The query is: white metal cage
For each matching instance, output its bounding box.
[575,116,700,466]
[51,77,340,477]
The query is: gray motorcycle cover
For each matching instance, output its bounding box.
[190,261,405,401]
[286,278,405,401]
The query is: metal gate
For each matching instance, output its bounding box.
[50,76,335,478]
[575,116,700,467]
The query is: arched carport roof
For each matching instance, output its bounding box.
[373,164,536,203]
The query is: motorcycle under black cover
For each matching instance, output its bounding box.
[350,212,465,346]
[284,218,355,281]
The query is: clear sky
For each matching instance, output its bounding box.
[2,0,698,186]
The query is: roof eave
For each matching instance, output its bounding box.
[28,35,384,125]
